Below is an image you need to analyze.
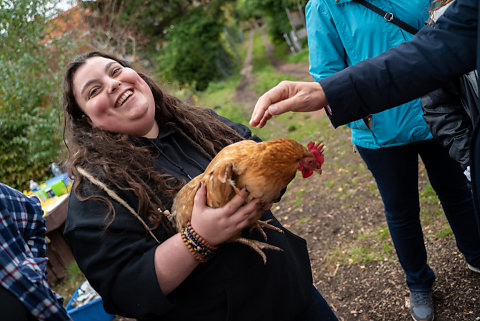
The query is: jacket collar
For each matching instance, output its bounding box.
[138,123,176,146]
[155,124,175,140]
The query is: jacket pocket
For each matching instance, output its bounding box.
[347,118,371,130]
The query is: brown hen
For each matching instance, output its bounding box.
[172,137,325,263]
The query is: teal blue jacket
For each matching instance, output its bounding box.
[306,0,433,148]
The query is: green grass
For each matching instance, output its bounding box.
[51,263,85,307]
[251,30,271,73]
[272,37,309,64]
[297,188,306,198]
[325,180,335,188]
[435,227,453,239]
[298,215,312,223]
[382,243,394,253]
[324,224,396,266]
[195,75,249,124]
[253,65,300,95]
[377,226,390,240]
[284,48,310,64]
[420,183,438,204]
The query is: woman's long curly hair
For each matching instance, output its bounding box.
[63,51,243,235]
[429,0,454,24]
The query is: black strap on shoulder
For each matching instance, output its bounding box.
[353,0,419,35]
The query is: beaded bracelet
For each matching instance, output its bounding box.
[182,222,217,263]
[181,231,208,263]
[184,227,216,256]
[182,230,214,262]
[186,222,218,250]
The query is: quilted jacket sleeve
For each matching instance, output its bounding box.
[421,84,472,169]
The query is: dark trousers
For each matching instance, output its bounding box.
[0,285,36,321]
[357,139,480,290]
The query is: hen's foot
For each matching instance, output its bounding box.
[234,237,283,264]
[249,219,283,240]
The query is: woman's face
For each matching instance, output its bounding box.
[72,56,158,138]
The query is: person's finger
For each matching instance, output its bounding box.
[241,198,261,215]
[232,199,261,226]
[267,94,299,115]
[257,110,273,128]
[222,188,248,215]
[255,93,303,128]
[250,96,272,127]
[250,81,292,126]
[193,182,207,210]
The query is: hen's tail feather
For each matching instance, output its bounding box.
[233,237,283,264]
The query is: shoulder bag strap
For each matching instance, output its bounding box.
[353,0,419,35]
[77,166,164,244]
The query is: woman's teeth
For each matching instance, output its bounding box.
[116,90,133,107]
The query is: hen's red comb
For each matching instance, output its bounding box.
[307,141,325,165]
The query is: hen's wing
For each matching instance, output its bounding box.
[172,175,202,231]
[172,140,256,231]
[202,140,257,208]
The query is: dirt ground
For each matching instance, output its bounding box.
[231,30,480,321]
[273,152,480,321]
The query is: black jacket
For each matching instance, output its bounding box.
[64,112,313,321]
[420,77,475,170]
[420,9,478,171]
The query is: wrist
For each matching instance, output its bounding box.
[190,220,219,246]
[181,222,218,263]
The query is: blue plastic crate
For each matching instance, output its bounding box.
[66,284,114,321]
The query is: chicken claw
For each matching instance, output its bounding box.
[249,219,284,240]
[234,237,283,264]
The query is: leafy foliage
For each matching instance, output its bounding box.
[235,0,308,43]
[83,0,194,53]
[0,0,74,189]
[83,0,242,90]
[157,1,241,90]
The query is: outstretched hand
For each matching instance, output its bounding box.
[190,183,261,246]
[249,81,329,128]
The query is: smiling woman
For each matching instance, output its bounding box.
[71,56,158,138]
[61,51,338,321]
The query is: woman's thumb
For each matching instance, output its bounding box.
[194,182,207,207]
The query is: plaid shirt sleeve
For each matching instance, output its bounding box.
[0,183,71,320]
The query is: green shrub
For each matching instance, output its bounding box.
[0,0,75,189]
[157,4,241,91]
